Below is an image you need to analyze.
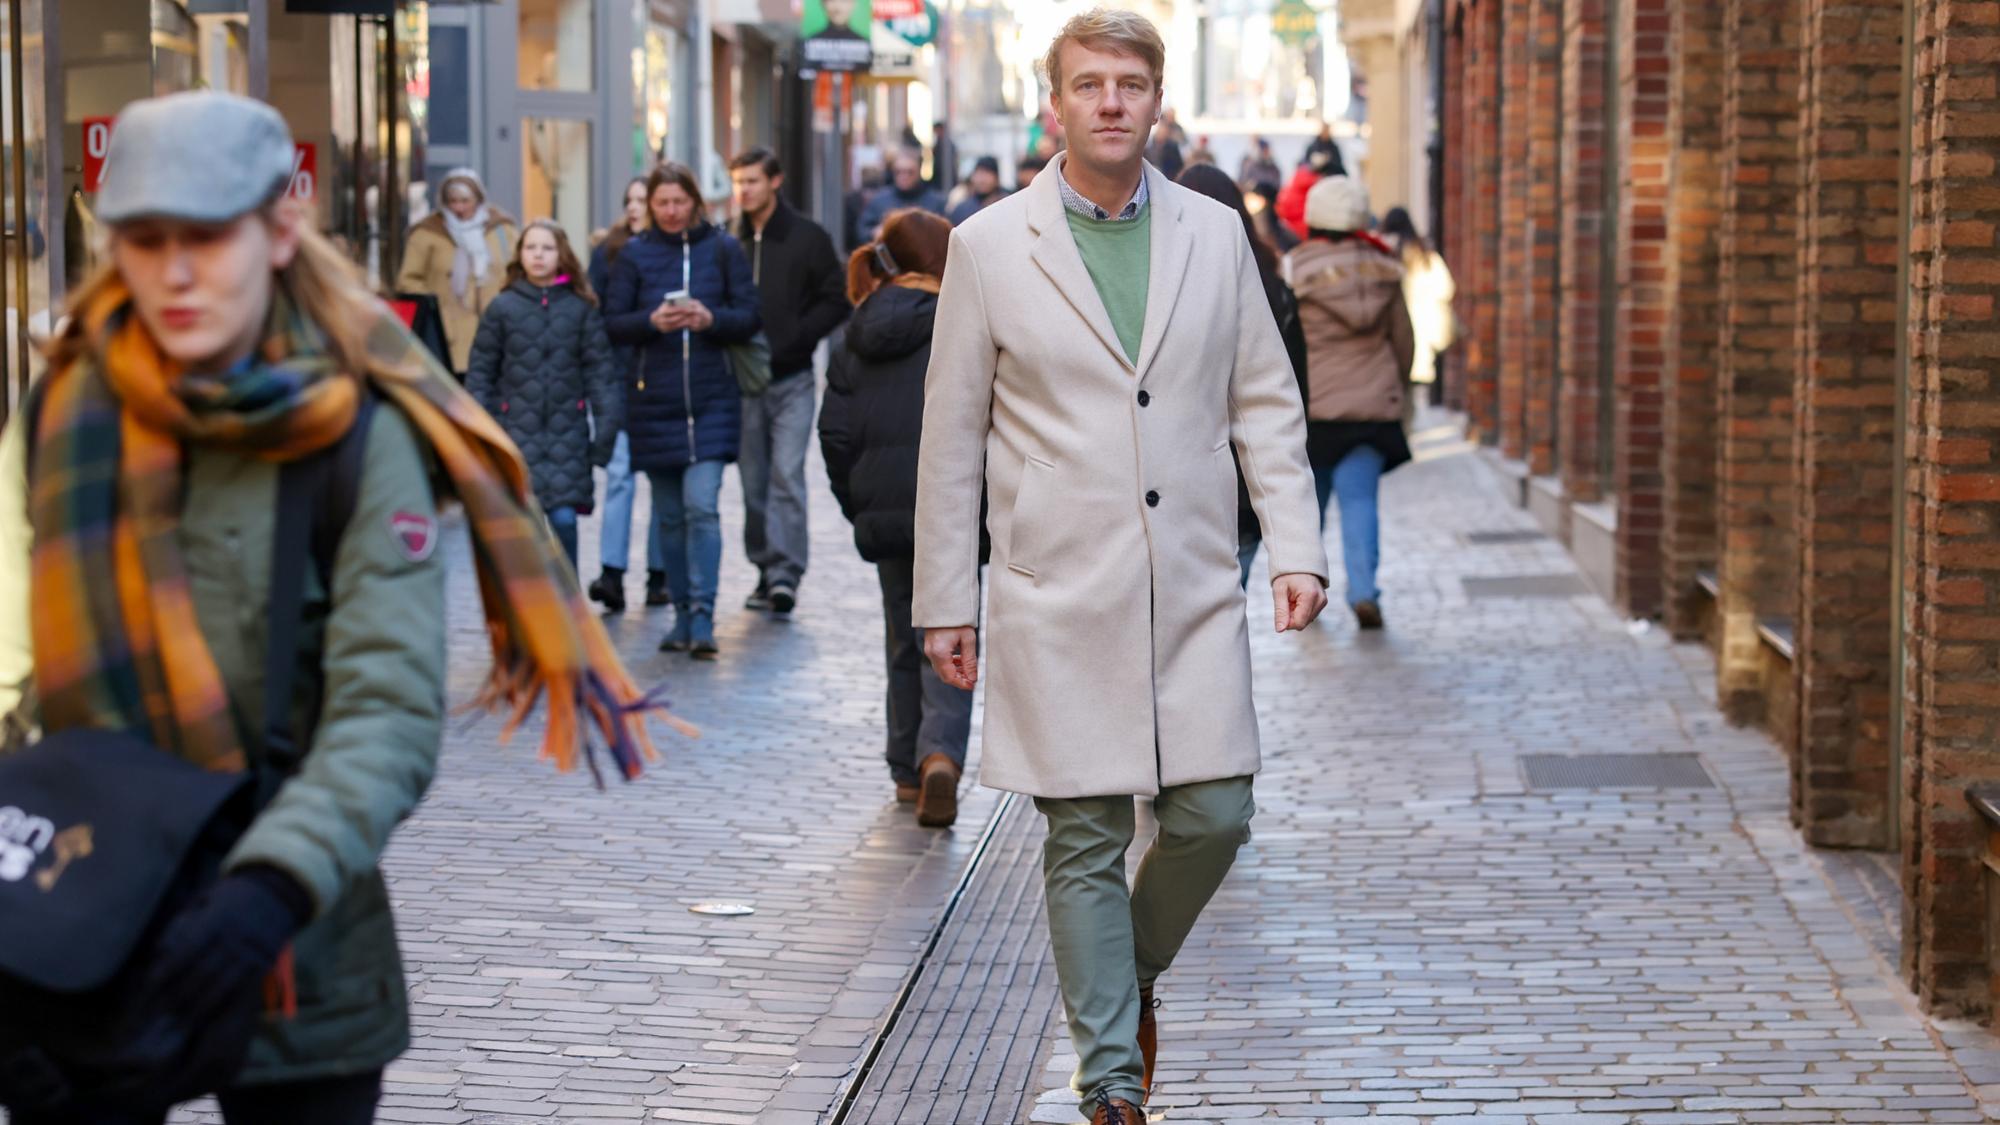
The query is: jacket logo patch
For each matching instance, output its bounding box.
[390,510,438,562]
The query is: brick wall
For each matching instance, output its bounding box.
[1558,0,1607,502]
[1499,0,1532,461]
[1525,0,1565,476]
[1464,0,1504,443]
[1611,0,1671,619]
[1442,9,1467,412]
[1904,0,2000,1019]
[1716,0,1803,723]
[1793,0,1901,849]
[1661,1,1725,638]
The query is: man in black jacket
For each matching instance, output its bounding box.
[730,148,849,613]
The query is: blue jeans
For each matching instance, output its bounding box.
[547,505,579,570]
[599,431,666,574]
[1237,533,1260,589]
[1313,445,1384,605]
[739,374,816,590]
[648,459,726,614]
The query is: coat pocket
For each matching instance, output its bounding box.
[1006,455,1055,579]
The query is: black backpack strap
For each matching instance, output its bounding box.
[263,392,377,775]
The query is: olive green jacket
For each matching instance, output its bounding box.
[0,392,446,1085]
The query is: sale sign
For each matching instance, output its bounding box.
[82,116,114,194]
[81,113,316,203]
[287,143,316,202]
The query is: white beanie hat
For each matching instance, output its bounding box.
[1305,175,1370,233]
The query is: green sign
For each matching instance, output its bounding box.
[802,0,874,71]
[1272,0,1318,46]
[802,0,871,38]
[888,0,939,47]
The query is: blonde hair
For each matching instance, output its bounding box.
[1040,8,1167,93]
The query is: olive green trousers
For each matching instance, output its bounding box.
[1034,775,1256,1116]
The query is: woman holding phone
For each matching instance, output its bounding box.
[604,163,761,659]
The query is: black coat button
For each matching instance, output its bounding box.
[1137,390,1151,407]
[1145,490,1160,507]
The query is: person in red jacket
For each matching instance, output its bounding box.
[1276,142,1346,242]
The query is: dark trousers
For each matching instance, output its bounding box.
[875,557,973,786]
[12,1070,382,1125]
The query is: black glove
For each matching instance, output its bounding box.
[142,866,311,1025]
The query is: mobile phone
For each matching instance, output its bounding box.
[661,289,691,306]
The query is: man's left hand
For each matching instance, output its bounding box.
[1272,573,1328,633]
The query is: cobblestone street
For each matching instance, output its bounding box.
[164,411,2000,1125]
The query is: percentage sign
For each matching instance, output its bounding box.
[286,146,315,202]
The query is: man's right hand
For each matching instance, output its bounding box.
[923,626,979,691]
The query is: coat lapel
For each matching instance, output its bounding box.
[1135,164,1193,383]
[1026,169,1133,371]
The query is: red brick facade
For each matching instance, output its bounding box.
[1442,0,2000,1019]
[1498,0,1532,461]
[1610,0,1670,620]
[1904,0,2000,1018]
[1462,0,1503,442]
[1662,1,1724,639]
[1557,0,1607,502]
[1716,0,1804,724]
[1525,0,1564,476]
[1794,0,1901,850]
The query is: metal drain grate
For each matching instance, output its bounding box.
[1463,529,1550,545]
[1523,753,1716,790]
[1462,573,1592,598]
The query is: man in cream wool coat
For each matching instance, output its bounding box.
[911,10,1329,1124]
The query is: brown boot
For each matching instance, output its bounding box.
[1137,984,1158,1097]
[915,753,960,828]
[894,782,919,803]
[1090,1094,1142,1125]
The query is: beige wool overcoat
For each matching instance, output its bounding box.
[912,162,1328,799]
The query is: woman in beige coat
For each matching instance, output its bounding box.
[1281,175,1415,630]
[395,168,518,375]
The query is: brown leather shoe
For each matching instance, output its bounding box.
[1137,984,1158,1097]
[894,782,919,803]
[1090,1094,1142,1125]
[915,753,960,828]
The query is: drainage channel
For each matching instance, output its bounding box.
[827,791,1063,1125]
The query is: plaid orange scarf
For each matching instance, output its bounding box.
[29,279,691,782]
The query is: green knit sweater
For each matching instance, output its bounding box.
[1065,204,1152,365]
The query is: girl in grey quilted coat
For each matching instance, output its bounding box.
[466,220,623,566]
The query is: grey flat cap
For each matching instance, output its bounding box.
[97,91,296,225]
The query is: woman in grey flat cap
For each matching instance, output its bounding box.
[0,91,671,1125]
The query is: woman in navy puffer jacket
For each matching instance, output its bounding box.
[605,163,761,658]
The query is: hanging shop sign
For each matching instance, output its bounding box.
[1272,0,1319,46]
[802,0,874,72]
[884,0,937,47]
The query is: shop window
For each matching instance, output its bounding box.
[632,9,683,172]
[523,117,591,251]
[520,0,593,92]
[151,1,250,97]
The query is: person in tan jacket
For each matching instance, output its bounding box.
[395,168,518,375]
[1281,174,1415,630]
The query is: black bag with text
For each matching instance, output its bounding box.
[0,395,375,1113]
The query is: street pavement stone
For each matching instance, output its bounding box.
[137,407,2000,1124]
[165,415,1004,1124]
[1027,415,2000,1123]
